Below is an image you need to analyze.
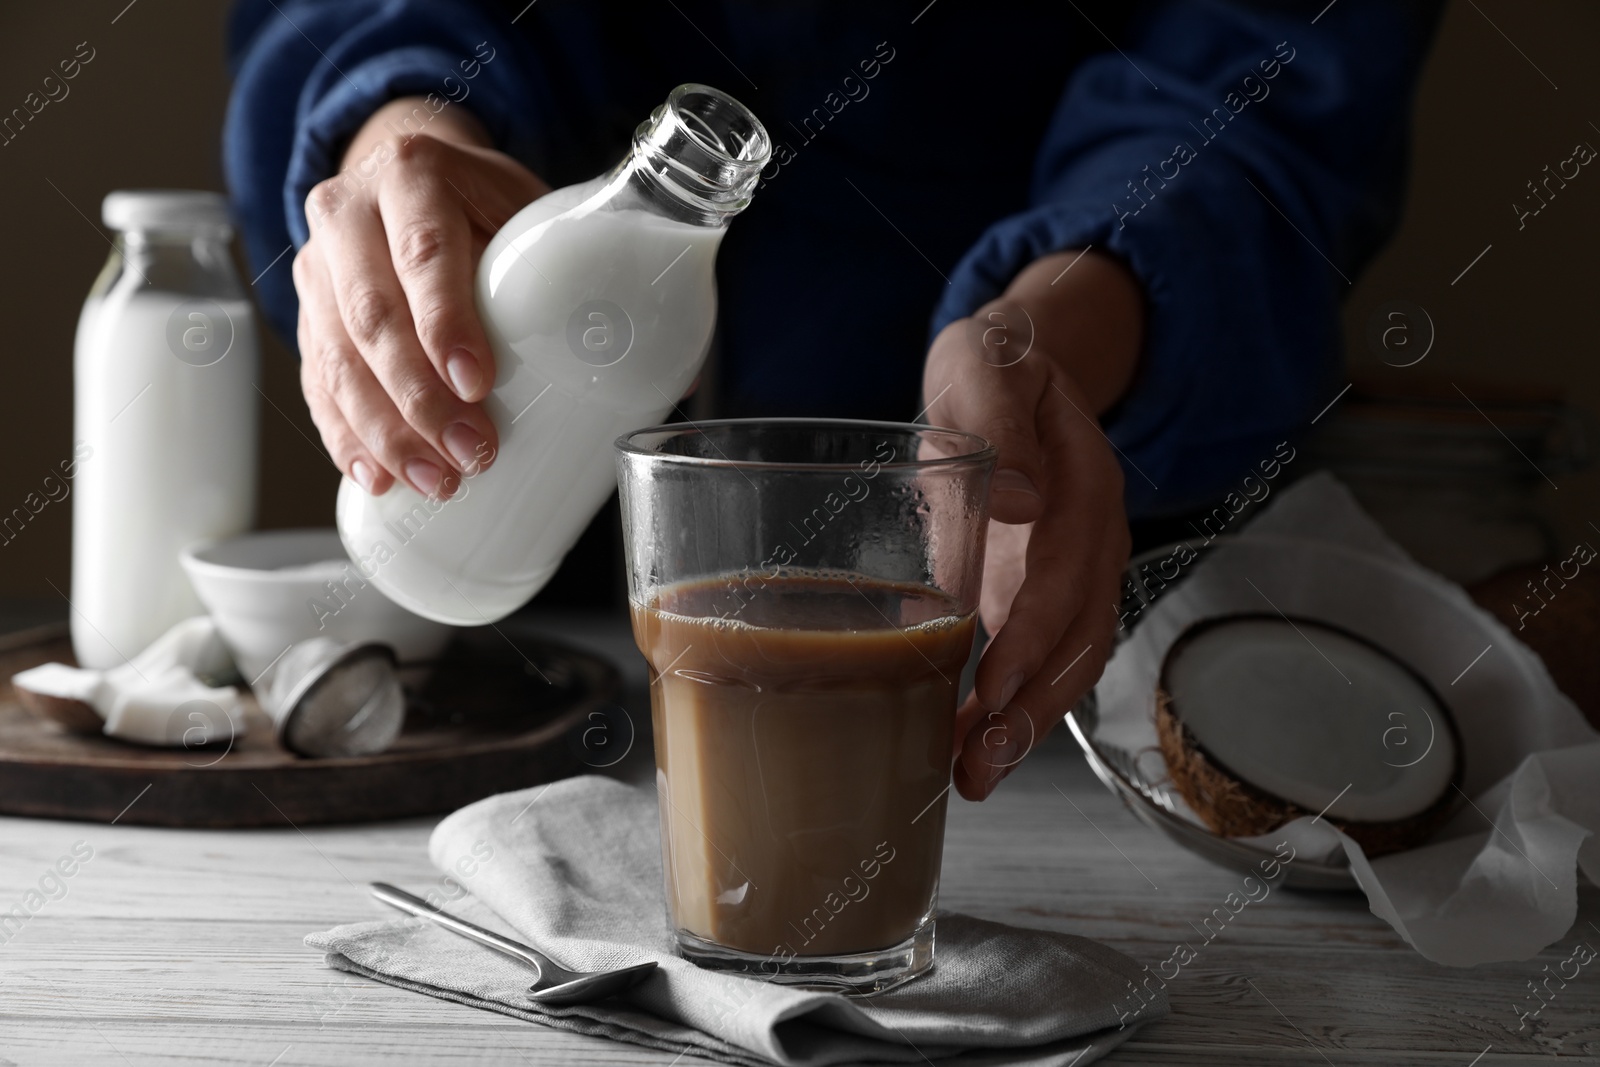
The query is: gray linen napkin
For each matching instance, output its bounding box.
[306,777,1166,1065]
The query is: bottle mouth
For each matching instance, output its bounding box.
[103,190,233,234]
[633,84,770,218]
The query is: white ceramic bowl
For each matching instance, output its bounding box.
[180,529,454,684]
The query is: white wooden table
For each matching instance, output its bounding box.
[1,612,1596,1066]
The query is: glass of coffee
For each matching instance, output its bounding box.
[616,419,994,995]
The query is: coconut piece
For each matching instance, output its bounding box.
[12,662,105,735]
[9,619,245,747]
[1155,614,1462,857]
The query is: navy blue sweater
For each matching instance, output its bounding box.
[223,0,1440,517]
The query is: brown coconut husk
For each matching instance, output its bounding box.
[1155,614,1465,858]
[13,683,103,735]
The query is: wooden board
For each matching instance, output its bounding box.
[0,623,619,828]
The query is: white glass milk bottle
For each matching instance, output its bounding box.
[71,191,259,669]
[336,83,769,624]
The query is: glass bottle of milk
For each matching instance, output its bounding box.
[71,191,259,669]
[336,83,770,624]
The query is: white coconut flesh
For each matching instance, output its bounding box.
[1163,618,1456,822]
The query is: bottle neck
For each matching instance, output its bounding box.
[610,84,769,228]
[120,228,233,262]
[102,228,243,299]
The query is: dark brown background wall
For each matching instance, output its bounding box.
[0,1,1595,601]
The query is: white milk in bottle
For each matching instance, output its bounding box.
[336,84,769,624]
[71,191,258,668]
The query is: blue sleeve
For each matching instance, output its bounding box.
[223,0,555,347]
[931,0,1443,518]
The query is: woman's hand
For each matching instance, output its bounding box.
[293,96,550,498]
[922,249,1144,800]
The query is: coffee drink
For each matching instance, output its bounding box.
[632,571,975,960]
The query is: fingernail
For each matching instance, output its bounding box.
[986,733,1020,778]
[979,706,1032,796]
[992,468,1040,500]
[404,458,443,498]
[995,669,1026,710]
[443,422,489,474]
[446,348,481,399]
[350,459,378,494]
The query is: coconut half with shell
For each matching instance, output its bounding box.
[1155,614,1463,857]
